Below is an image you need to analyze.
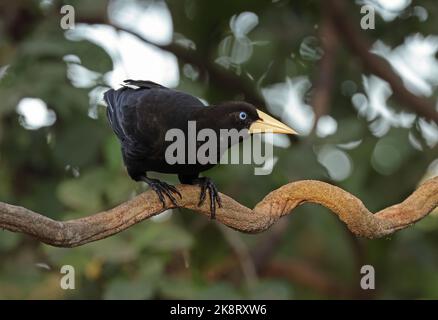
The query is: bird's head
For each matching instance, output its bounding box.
[212,101,298,135]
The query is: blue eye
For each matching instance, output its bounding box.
[239,112,247,120]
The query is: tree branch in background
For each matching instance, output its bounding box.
[250,219,290,271]
[74,10,266,106]
[311,7,339,128]
[327,0,438,123]
[0,177,437,248]
[262,259,365,298]
[208,206,367,298]
[218,224,258,288]
[205,255,360,298]
[108,24,266,107]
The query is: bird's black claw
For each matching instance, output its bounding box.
[198,182,207,206]
[196,178,222,220]
[142,178,180,207]
[167,184,182,199]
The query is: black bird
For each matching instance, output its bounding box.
[104,79,297,219]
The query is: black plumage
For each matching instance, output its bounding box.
[104,79,296,218]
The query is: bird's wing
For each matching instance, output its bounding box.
[104,80,204,157]
[104,88,127,142]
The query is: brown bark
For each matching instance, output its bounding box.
[1,177,437,247]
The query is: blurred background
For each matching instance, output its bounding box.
[1,0,438,299]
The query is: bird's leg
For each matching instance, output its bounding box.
[140,176,181,208]
[179,175,222,219]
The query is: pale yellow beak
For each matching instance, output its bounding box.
[249,109,298,135]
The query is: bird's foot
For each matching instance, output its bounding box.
[141,177,181,208]
[195,177,222,220]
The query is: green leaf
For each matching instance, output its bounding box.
[132,222,194,251]
[104,136,124,172]
[0,231,20,251]
[158,277,199,299]
[104,174,136,206]
[88,236,139,263]
[57,168,109,212]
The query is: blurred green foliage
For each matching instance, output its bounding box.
[0,0,438,299]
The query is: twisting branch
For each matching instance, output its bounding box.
[1,177,437,248]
